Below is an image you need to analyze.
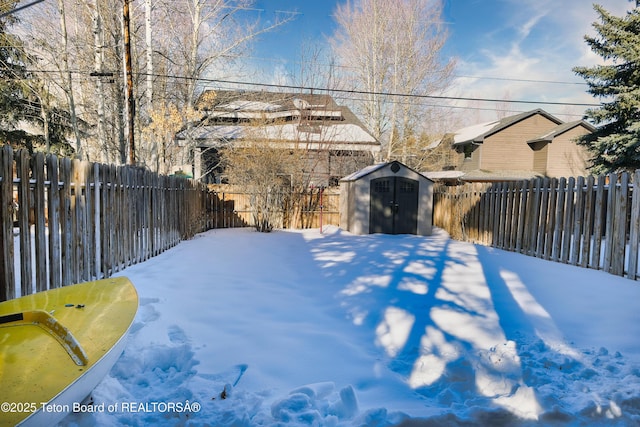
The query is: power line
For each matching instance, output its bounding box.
[453,74,587,86]
[150,73,599,108]
[0,0,44,19]
[222,53,589,87]
[329,93,586,119]
[4,66,598,111]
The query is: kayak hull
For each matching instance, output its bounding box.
[0,277,138,426]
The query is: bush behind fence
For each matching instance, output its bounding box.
[433,171,640,281]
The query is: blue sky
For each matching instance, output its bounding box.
[238,0,634,123]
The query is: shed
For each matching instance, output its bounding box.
[339,161,433,235]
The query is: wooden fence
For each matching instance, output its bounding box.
[433,171,640,280]
[0,146,216,302]
[208,185,339,230]
[0,147,340,302]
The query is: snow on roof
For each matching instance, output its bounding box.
[179,123,380,152]
[189,123,376,143]
[218,100,283,111]
[176,125,243,141]
[423,170,465,180]
[451,119,500,145]
[339,163,387,181]
[449,109,565,146]
[462,169,545,181]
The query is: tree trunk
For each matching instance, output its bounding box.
[57,0,82,159]
[123,0,135,165]
[92,0,107,162]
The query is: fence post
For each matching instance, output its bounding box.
[47,155,61,288]
[551,177,566,261]
[16,149,32,296]
[526,178,541,255]
[515,180,527,252]
[33,153,47,292]
[591,174,606,269]
[542,178,557,260]
[628,170,640,280]
[569,176,585,266]
[580,176,595,268]
[535,178,550,258]
[560,177,575,263]
[611,172,629,276]
[0,145,15,300]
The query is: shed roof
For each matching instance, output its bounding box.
[340,163,388,181]
[340,160,432,182]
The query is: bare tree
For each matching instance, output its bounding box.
[14,0,295,171]
[154,0,295,108]
[220,115,303,232]
[330,0,454,160]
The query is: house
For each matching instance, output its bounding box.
[433,109,595,182]
[175,90,381,186]
[527,120,596,178]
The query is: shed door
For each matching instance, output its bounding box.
[369,177,419,234]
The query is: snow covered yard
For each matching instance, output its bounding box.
[60,227,640,426]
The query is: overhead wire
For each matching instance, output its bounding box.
[144,72,599,108]
[2,65,597,107]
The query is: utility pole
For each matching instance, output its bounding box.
[123,0,136,165]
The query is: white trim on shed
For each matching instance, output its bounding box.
[339,161,434,236]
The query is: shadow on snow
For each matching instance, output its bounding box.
[306,228,628,425]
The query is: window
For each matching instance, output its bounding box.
[399,180,415,193]
[463,144,474,159]
[374,179,391,193]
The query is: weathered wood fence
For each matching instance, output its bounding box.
[0,146,215,302]
[433,171,640,281]
[0,147,340,302]
[208,185,339,230]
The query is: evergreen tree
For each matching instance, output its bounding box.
[573,3,640,174]
[0,1,30,126]
[0,3,74,155]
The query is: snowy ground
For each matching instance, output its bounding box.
[59,226,640,426]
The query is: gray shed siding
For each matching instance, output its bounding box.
[339,162,433,236]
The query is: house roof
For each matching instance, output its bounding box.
[178,90,380,152]
[461,169,545,182]
[195,90,339,112]
[423,170,466,180]
[449,109,564,146]
[526,120,597,145]
[424,169,544,183]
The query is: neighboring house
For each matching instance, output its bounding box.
[432,109,595,182]
[527,120,596,178]
[175,90,381,186]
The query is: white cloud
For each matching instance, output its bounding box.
[270,63,291,87]
[447,0,635,124]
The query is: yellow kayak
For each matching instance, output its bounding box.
[0,277,138,426]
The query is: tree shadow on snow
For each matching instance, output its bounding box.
[306,229,606,425]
